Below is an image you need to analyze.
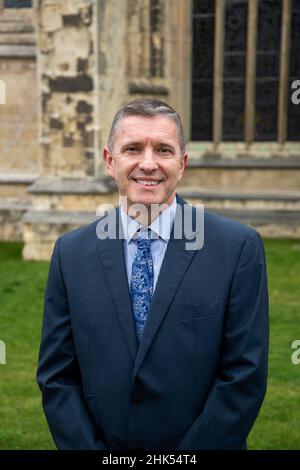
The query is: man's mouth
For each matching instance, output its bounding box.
[132,178,163,187]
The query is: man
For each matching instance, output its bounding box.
[36,98,269,450]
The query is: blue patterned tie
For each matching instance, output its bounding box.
[130,228,154,344]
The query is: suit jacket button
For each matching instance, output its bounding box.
[132,391,142,405]
[132,396,142,405]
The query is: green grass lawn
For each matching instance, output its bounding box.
[0,239,300,449]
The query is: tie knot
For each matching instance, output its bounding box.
[136,228,152,249]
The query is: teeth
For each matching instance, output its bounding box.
[136,180,160,186]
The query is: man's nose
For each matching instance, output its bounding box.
[138,148,158,172]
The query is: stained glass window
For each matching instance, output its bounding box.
[189,0,299,142]
[255,0,282,141]
[191,0,215,140]
[223,0,248,141]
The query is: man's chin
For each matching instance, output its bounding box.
[119,189,174,210]
[130,196,166,208]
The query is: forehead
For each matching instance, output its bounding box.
[113,115,179,144]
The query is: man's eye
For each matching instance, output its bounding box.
[158,147,172,154]
[125,147,140,152]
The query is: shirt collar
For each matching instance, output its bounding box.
[120,194,177,244]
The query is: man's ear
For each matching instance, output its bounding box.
[103,147,115,179]
[178,152,188,180]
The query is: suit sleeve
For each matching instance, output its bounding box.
[36,237,108,450]
[175,229,269,450]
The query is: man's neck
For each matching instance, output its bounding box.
[120,195,176,227]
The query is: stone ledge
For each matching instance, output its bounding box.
[0,33,35,45]
[0,43,36,57]
[0,9,33,22]
[185,142,300,160]
[23,210,99,225]
[0,172,39,184]
[179,188,300,201]
[186,157,300,169]
[0,200,30,211]
[0,22,34,33]
[207,209,300,225]
[28,176,117,195]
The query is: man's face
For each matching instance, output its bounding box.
[103,115,188,210]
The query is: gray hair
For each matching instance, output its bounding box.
[107,98,185,157]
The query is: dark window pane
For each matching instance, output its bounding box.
[255,80,279,140]
[223,53,246,78]
[289,1,300,78]
[191,81,214,140]
[223,1,248,140]
[255,0,282,140]
[192,16,215,79]
[224,1,248,53]
[257,0,282,51]
[4,0,32,7]
[256,52,280,78]
[193,0,215,15]
[223,81,246,140]
[191,0,215,140]
[288,80,300,141]
[288,0,300,140]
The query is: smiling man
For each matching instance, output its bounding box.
[36,98,269,451]
[102,101,187,228]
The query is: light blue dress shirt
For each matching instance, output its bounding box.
[120,194,177,293]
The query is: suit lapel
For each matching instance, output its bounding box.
[96,206,138,364]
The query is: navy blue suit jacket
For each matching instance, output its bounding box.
[36,193,269,450]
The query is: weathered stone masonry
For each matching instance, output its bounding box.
[0,1,299,260]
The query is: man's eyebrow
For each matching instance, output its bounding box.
[155,142,176,150]
[120,140,176,151]
[153,142,177,153]
[120,141,143,150]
